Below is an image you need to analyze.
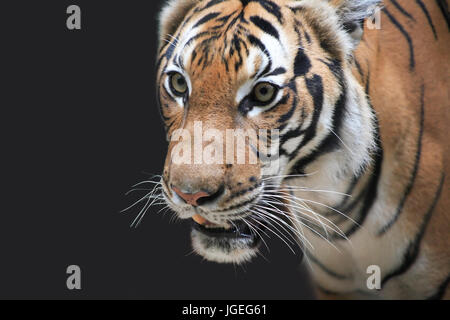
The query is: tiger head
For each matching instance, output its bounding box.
[156,0,380,264]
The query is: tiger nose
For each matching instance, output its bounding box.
[171,186,223,206]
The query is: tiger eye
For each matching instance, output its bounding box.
[170,72,188,96]
[253,82,277,104]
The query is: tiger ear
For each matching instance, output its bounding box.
[158,0,201,46]
[328,0,382,45]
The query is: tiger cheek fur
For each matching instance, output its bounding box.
[154,0,450,299]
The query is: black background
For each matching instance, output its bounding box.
[1,1,314,299]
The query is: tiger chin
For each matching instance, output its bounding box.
[154,0,450,299]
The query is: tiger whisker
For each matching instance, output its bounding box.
[253,203,308,241]
[264,191,359,228]
[248,208,296,246]
[252,208,314,251]
[330,128,355,156]
[121,191,158,213]
[262,184,352,197]
[261,172,318,181]
[125,188,153,196]
[253,212,309,253]
[251,207,299,246]
[247,211,297,254]
[131,193,160,228]
[255,199,312,246]
[261,193,332,239]
[238,219,271,253]
[255,201,335,249]
[263,196,349,243]
[257,199,341,238]
[257,202,342,252]
[261,194,350,242]
[131,180,162,188]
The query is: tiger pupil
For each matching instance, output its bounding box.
[260,87,269,95]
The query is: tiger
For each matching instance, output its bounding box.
[153,0,450,299]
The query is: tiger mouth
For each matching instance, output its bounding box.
[190,214,263,246]
[188,194,289,264]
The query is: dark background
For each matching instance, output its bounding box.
[1,0,314,299]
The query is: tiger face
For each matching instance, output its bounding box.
[156,0,378,264]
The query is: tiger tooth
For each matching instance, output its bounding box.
[192,214,208,225]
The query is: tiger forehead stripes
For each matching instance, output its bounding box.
[151,0,450,299]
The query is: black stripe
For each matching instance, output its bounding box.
[303,30,311,44]
[228,34,245,71]
[183,31,212,49]
[156,40,177,71]
[290,63,346,172]
[268,92,290,113]
[190,49,198,65]
[247,0,284,24]
[238,35,250,56]
[156,87,171,127]
[193,12,221,29]
[339,115,383,239]
[294,48,312,77]
[321,58,341,79]
[307,253,352,280]
[415,0,438,39]
[265,67,286,77]
[287,74,323,161]
[383,8,415,70]
[325,169,367,219]
[247,34,272,76]
[382,173,445,288]
[276,123,288,132]
[378,85,425,235]
[277,95,297,124]
[161,84,177,104]
[435,0,450,30]
[280,130,305,156]
[303,18,341,61]
[224,10,245,34]
[343,21,361,34]
[250,16,280,39]
[291,88,346,172]
[197,33,222,48]
[197,55,204,67]
[288,6,304,14]
[217,12,235,24]
[331,185,367,223]
[284,60,342,164]
[331,175,372,224]
[354,58,364,78]
[156,55,165,72]
[427,274,450,300]
[390,0,415,20]
[197,0,226,11]
[365,67,371,95]
[338,176,361,209]
[247,34,266,52]
[178,10,196,31]
[174,54,182,69]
